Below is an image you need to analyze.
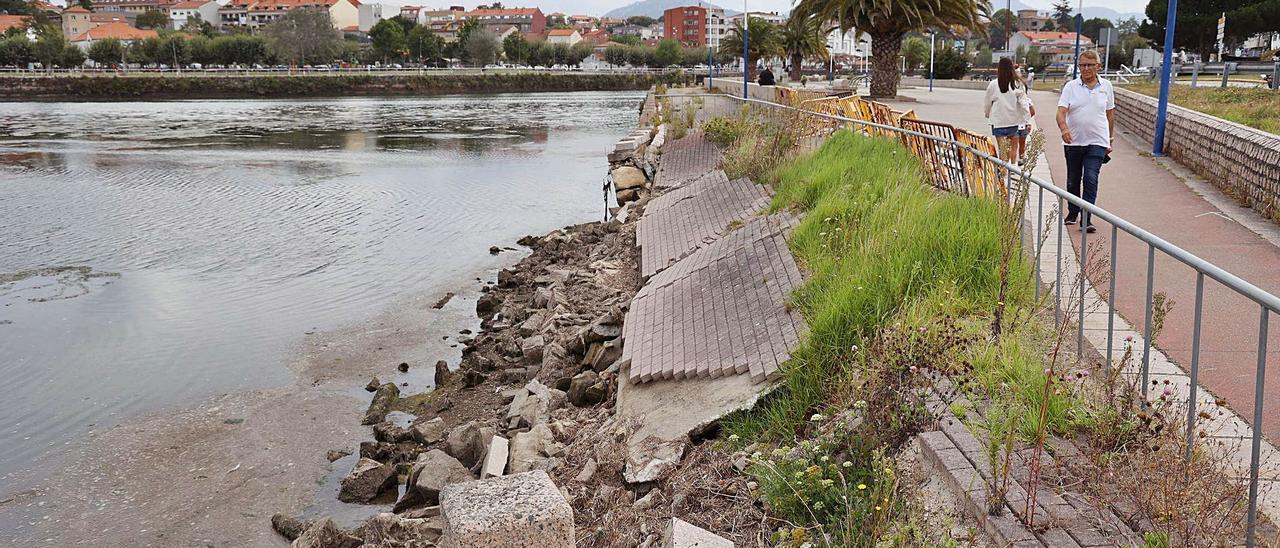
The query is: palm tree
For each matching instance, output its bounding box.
[718,16,782,79]
[779,13,831,81]
[792,0,989,98]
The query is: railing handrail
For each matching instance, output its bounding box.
[663,91,1280,315]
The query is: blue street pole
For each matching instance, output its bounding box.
[1153,0,1179,156]
[1072,13,1083,76]
[743,5,749,98]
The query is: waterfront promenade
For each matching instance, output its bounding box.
[887,85,1280,442]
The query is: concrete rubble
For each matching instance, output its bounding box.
[439,470,574,548]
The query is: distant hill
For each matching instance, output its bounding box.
[603,0,737,19]
[996,0,1144,23]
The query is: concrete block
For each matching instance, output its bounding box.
[663,518,732,548]
[481,435,508,478]
[440,470,573,548]
[615,139,638,152]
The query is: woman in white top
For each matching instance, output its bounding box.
[984,57,1035,164]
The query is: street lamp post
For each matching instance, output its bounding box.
[928,32,935,92]
[1153,0,1179,156]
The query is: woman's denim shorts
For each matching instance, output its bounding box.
[992,125,1030,138]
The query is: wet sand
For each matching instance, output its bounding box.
[0,255,522,546]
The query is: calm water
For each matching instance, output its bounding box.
[0,92,642,484]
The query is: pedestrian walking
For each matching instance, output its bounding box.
[984,58,1035,164]
[1055,49,1115,234]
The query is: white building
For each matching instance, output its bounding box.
[547,28,581,46]
[826,27,870,57]
[357,2,381,32]
[167,0,219,30]
[705,6,727,50]
[728,11,784,26]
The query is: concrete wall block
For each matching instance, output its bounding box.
[439,470,573,548]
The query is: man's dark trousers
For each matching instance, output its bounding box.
[1064,144,1107,224]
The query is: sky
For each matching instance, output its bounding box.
[486,0,1151,18]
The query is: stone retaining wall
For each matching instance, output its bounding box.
[1111,87,1280,220]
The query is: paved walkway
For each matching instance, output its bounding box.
[623,131,804,385]
[889,86,1280,443]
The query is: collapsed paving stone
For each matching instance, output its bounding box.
[568,371,605,407]
[363,512,443,546]
[583,339,623,372]
[363,383,400,425]
[439,470,573,548]
[291,517,361,548]
[396,449,474,511]
[663,518,733,548]
[612,166,647,191]
[338,457,396,503]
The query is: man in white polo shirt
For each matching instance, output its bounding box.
[1055,49,1115,234]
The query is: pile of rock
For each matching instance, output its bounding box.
[609,126,664,206]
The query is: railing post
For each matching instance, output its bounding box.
[1190,61,1199,88]
[1078,220,1088,358]
[1246,307,1270,547]
[1184,272,1204,462]
[1142,244,1156,396]
[1106,225,1118,369]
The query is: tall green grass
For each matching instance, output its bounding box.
[727,129,1035,441]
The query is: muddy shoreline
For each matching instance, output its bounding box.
[0,260,520,546]
[0,73,692,101]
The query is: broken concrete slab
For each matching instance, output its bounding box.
[624,437,685,484]
[481,435,509,479]
[439,470,573,548]
[397,449,474,511]
[664,518,732,548]
[291,517,361,548]
[337,457,396,503]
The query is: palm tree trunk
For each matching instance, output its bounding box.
[869,30,905,99]
[790,53,802,81]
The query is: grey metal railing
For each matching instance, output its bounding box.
[659,91,1280,545]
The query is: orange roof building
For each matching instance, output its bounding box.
[70,21,158,43]
[0,15,31,34]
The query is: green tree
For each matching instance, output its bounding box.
[900,35,928,73]
[156,34,190,67]
[653,38,681,67]
[626,15,655,27]
[387,14,415,35]
[779,12,829,80]
[262,8,342,65]
[340,39,364,63]
[792,0,988,98]
[408,25,443,63]
[1116,16,1141,36]
[210,34,266,65]
[502,32,529,64]
[1041,18,1057,31]
[127,36,160,65]
[527,41,553,66]
[604,44,626,66]
[613,34,641,46]
[975,43,993,66]
[988,8,1015,49]
[569,41,592,66]
[718,16,782,77]
[1082,17,1113,43]
[932,44,969,78]
[1024,45,1047,72]
[462,27,499,66]
[59,42,84,67]
[369,18,407,62]
[88,37,125,66]
[31,25,67,71]
[0,35,34,66]
[1051,0,1074,29]
[1139,0,1278,57]
[77,0,91,9]
[181,14,216,37]
[136,10,170,30]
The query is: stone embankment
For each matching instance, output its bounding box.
[271,89,757,547]
[0,72,693,101]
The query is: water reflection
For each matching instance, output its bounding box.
[0,91,643,488]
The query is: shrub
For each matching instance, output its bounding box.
[702,116,743,146]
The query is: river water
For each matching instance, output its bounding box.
[0,91,642,488]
